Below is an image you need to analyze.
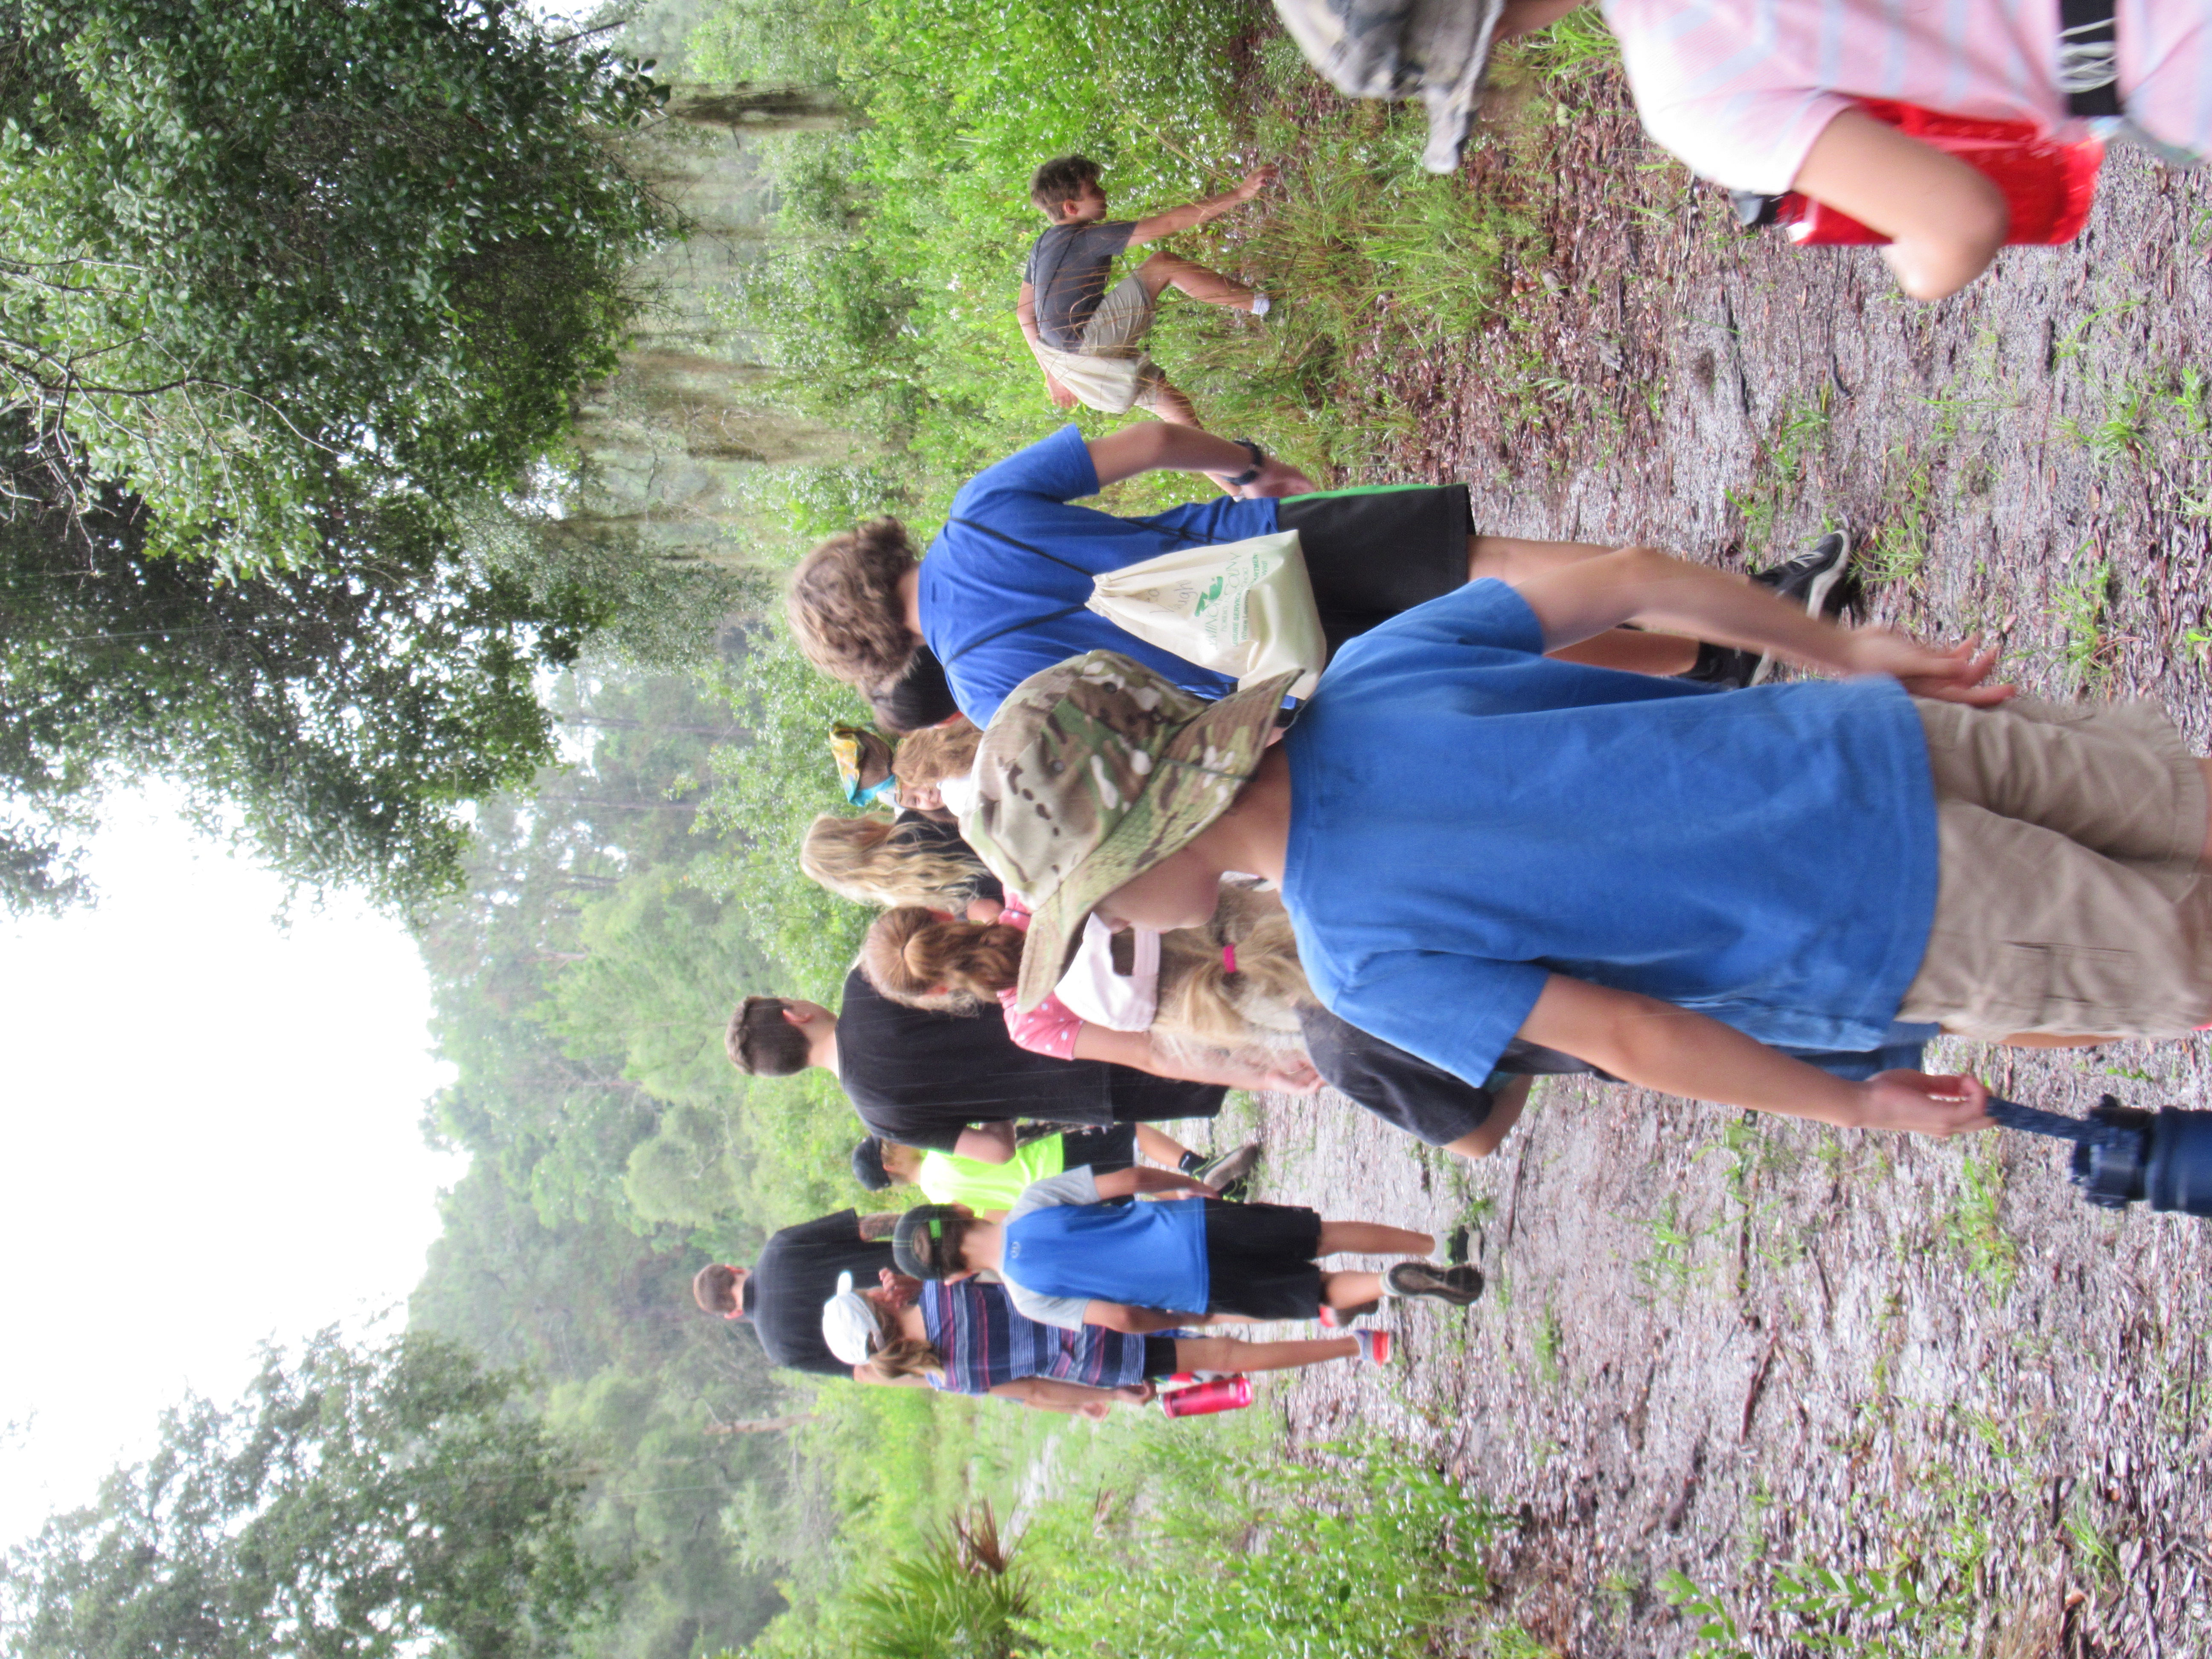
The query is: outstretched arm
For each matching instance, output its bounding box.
[1081,1299,1193,1333]
[1128,165,1278,245]
[1090,1164,1216,1200]
[1086,423,1314,497]
[1497,0,1592,38]
[1510,543,2012,703]
[1791,109,2009,301]
[988,1377,1154,1417]
[1516,975,1992,1136]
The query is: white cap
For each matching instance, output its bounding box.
[821,1271,878,1366]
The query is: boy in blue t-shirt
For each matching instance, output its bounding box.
[954,546,2212,1140]
[889,1167,1481,1332]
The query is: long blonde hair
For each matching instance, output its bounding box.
[859,884,1312,1060]
[799,812,992,910]
[853,1297,946,1383]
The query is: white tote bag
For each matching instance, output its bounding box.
[1085,528,1329,699]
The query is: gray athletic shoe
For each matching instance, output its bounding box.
[1383,1260,1486,1306]
[1195,1141,1262,1196]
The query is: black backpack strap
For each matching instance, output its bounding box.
[933,512,1222,666]
[2057,0,2121,118]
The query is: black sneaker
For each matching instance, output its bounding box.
[1679,641,1758,690]
[1756,529,1859,620]
[1383,1260,1486,1307]
[1746,531,1857,686]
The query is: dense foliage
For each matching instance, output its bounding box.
[0,1330,626,1659]
[0,0,669,569]
[0,430,744,916]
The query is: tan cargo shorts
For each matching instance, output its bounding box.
[1897,696,2212,1040]
[1074,274,1168,411]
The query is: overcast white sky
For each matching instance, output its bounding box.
[0,789,464,1548]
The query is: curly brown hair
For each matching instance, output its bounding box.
[861,907,1027,1005]
[1029,154,1102,215]
[892,717,983,790]
[785,518,922,691]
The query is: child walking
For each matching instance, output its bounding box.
[1019,154,1276,431]
[821,1271,1390,1415]
[953,546,2212,1138]
[889,1164,1482,1331]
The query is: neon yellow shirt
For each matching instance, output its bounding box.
[916,1137,1068,1213]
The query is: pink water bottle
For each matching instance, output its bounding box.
[1157,1374,1254,1418]
[1735,99,2102,247]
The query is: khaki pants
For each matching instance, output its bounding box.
[1030,274,1168,415]
[1898,697,2212,1039]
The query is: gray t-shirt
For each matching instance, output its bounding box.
[1024,221,1136,350]
[998,1167,1103,1328]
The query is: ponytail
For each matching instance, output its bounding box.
[861,907,1027,1009]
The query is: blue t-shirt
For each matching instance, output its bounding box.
[998,1168,1211,1327]
[1281,580,1941,1085]
[920,425,1280,722]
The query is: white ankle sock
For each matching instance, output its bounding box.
[1249,292,1271,317]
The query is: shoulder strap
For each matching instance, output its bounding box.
[933,510,1225,665]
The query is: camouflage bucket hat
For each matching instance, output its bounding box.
[1272,0,1508,173]
[958,652,1299,1013]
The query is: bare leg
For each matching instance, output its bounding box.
[1320,1269,1383,1307]
[1143,377,1205,430]
[1132,1123,1194,1166]
[1317,1221,1434,1256]
[1136,250,1258,310]
[1996,1033,2122,1048]
[1176,1335,1357,1373]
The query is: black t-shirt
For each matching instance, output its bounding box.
[745,1209,894,1377]
[1024,220,1136,349]
[835,967,1222,1152]
[1299,1003,1498,1149]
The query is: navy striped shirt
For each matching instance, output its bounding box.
[920,1279,1150,1394]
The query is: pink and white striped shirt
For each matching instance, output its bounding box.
[1601,0,2212,194]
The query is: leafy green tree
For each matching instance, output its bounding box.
[0,1330,628,1659]
[0,440,701,916]
[0,0,669,569]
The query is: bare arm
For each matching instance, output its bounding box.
[1510,544,2012,703]
[1128,165,1277,246]
[1791,109,2009,301]
[1497,0,1592,39]
[1071,1022,1320,1094]
[1086,423,1314,497]
[951,1121,1018,1164]
[988,1377,1152,1416]
[1516,975,1992,1136]
[1082,1299,1193,1333]
[1440,1074,1531,1161]
[1016,280,1076,410]
[1089,1164,1215,1200]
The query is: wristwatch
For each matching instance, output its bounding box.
[1223,439,1265,489]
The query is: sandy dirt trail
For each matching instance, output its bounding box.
[1252,84,2212,1659]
